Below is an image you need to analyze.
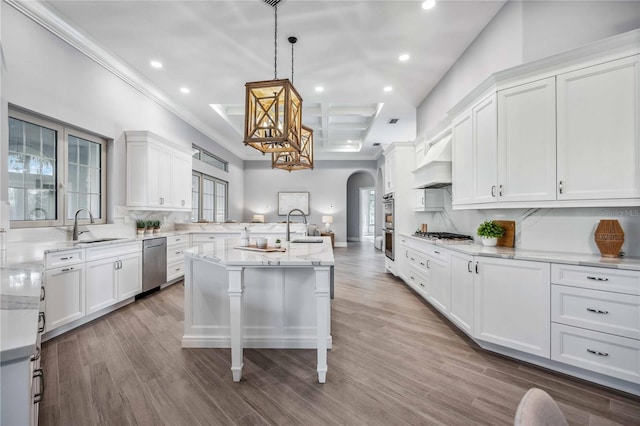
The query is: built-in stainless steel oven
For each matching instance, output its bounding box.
[382,193,394,260]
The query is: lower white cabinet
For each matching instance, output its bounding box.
[44,264,85,331]
[425,254,449,315]
[397,237,409,283]
[117,252,143,300]
[474,257,551,358]
[86,257,118,314]
[449,251,475,336]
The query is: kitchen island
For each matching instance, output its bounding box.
[182,237,334,383]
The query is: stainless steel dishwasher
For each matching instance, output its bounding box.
[142,237,167,292]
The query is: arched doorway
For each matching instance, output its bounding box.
[346,171,375,243]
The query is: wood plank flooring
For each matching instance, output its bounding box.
[39,243,639,425]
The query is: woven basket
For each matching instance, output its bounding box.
[594,219,624,258]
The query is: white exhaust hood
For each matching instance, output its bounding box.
[412,132,452,189]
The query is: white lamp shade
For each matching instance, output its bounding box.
[322,216,333,224]
[252,214,265,223]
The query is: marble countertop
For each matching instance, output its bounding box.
[185,237,335,267]
[401,234,640,271]
[1,264,43,363]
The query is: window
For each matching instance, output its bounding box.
[8,109,107,227]
[192,145,228,172]
[191,172,227,222]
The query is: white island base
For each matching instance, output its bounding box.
[182,240,333,383]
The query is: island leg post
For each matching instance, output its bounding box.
[228,267,244,382]
[314,266,331,383]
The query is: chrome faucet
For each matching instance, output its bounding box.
[286,208,307,242]
[72,208,95,240]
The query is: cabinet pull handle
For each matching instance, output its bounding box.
[38,312,46,333]
[176,251,181,255]
[61,267,74,272]
[420,261,426,266]
[434,250,440,254]
[410,275,415,280]
[467,261,472,273]
[586,276,609,282]
[209,236,215,239]
[499,185,503,196]
[426,259,430,269]
[410,257,415,261]
[475,261,479,274]
[405,250,409,258]
[176,268,180,271]
[558,180,563,194]
[33,368,44,403]
[31,346,41,362]
[586,308,609,315]
[60,256,73,260]
[587,349,608,357]
[491,186,496,197]
[40,285,45,302]
[419,282,425,287]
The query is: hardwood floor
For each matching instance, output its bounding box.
[40,243,639,425]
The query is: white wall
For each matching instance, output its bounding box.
[346,172,374,241]
[414,1,640,257]
[1,5,244,237]
[243,160,377,246]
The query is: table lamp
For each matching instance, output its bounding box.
[252,214,264,223]
[322,216,333,232]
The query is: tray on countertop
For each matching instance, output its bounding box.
[234,245,286,253]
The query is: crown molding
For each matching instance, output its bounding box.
[5,0,248,160]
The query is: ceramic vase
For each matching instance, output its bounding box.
[481,237,498,247]
[594,219,624,258]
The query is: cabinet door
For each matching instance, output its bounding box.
[45,265,85,331]
[159,148,173,207]
[426,256,449,315]
[397,240,409,283]
[171,153,192,209]
[449,251,475,335]
[557,55,640,200]
[146,142,163,208]
[498,77,557,202]
[472,93,498,204]
[384,152,395,193]
[452,111,474,205]
[474,257,551,358]
[85,257,118,314]
[118,252,142,301]
[415,190,425,209]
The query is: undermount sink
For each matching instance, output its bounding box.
[73,238,126,245]
[290,238,324,243]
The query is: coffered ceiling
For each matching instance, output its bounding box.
[33,0,506,160]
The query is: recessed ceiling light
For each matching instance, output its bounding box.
[422,0,436,10]
[180,87,190,94]
[150,60,163,69]
[384,86,393,92]
[315,86,324,93]
[399,54,410,62]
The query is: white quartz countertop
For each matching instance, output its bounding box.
[185,237,335,267]
[1,264,43,363]
[401,234,640,271]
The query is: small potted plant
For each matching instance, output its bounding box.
[145,220,154,235]
[477,220,505,247]
[152,220,161,234]
[136,220,146,236]
[274,238,282,249]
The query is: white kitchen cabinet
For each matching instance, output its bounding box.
[397,236,409,283]
[451,110,474,205]
[384,151,395,193]
[85,256,118,314]
[557,55,640,200]
[415,190,425,209]
[474,257,551,358]
[497,77,557,202]
[472,93,498,204]
[117,252,142,300]
[126,131,192,211]
[167,234,189,282]
[45,264,85,331]
[449,251,475,336]
[425,253,450,315]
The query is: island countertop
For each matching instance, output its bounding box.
[185,237,335,267]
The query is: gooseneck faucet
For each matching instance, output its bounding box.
[286,208,307,242]
[72,208,95,240]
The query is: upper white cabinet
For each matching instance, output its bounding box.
[497,77,557,202]
[126,131,192,211]
[452,111,474,205]
[472,93,498,204]
[384,150,395,193]
[557,55,640,200]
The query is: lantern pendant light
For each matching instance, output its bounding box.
[272,36,314,171]
[244,0,303,154]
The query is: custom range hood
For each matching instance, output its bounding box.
[412,130,452,189]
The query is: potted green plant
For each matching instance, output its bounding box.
[274,238,282,249]
[476,220,505,247]
[136,220,146,236]
[145,220,154,235]
[152,220,161,234]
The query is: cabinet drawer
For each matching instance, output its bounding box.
[45,249,85,269]
[167,243,188,263]
[191,233,236,243]
[407,268,428,298]
[551,323,639,384]
[167,259,184,281]
[551,264,640,295]
[407,250,428,271]
[422,245,449,263]
[552,285,640,340]
[167,234,189,246]
[86,242,142,261]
